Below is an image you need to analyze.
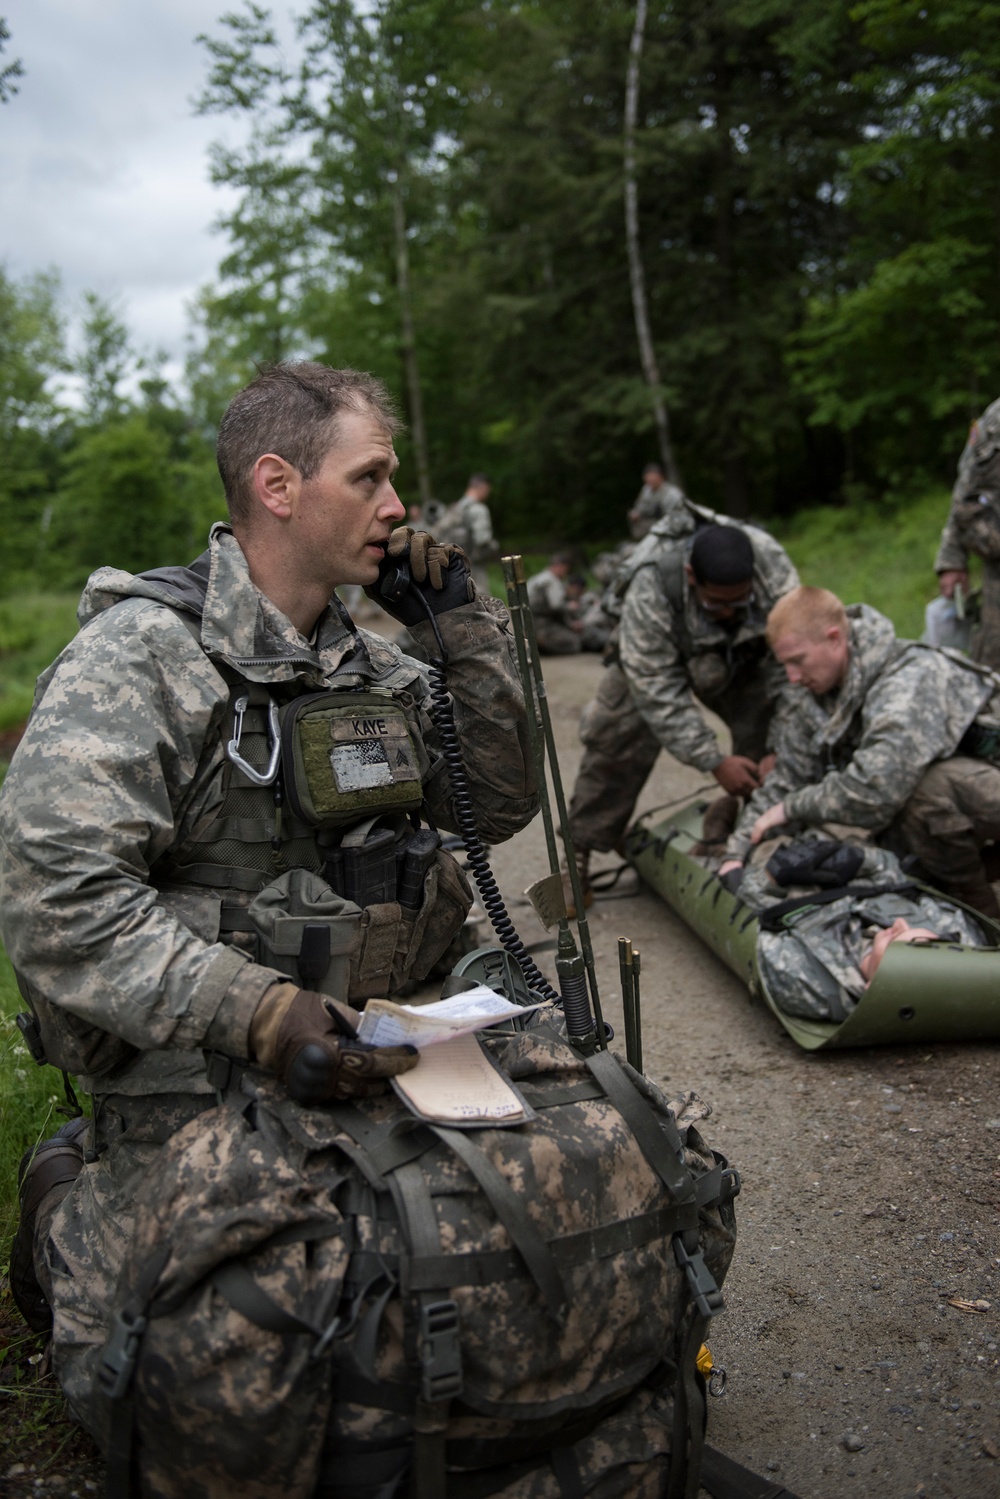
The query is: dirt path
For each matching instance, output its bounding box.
[487,653,1000,1499]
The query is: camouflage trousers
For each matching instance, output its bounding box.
[533,618,582,656]
[567,662,771,854]
[37,1090,213,1448]
[973,561,1000,672]
[897,755,1000,886]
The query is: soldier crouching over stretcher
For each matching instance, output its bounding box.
[1,362,538,1434]
[719,585,1000,919]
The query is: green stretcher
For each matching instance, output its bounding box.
[625,798,1000,1051]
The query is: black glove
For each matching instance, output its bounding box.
[270,990,418,1105]
[718,865,744,894]
[766,839,864,889]
[366,527,475,627]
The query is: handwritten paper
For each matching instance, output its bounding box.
[392,1032,534,1126]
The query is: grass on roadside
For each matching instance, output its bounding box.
[0,594,80,735]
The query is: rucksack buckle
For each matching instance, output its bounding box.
[97,1305,148,1400]
[15,1012,47,1067]
[674,1237,725,1319]
[418,1298,463,1402]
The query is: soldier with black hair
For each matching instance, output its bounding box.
[566,521,798,901]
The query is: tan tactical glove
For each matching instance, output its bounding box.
[366,527,475,626]
[251,984,418,1105]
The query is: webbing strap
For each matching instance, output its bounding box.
[333,1104,437,1177]
[431,1125,568,1323]
[516,1078,605,1108]
[666,1311,709,1499]
[550,1446,585,1499]
[700,1445,804,1499]
[757,881,919,932]
[391,1160,457,1499]
[101,1242,172,1499]
[211,1260,320,1338]
[584,1051,696,1206]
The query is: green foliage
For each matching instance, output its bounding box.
[0,593,79,734]
[0,950,68,1257]
[0,14,23,104]
[48,415,193,583]
[774,489,953,640]
[77,292,133,425]
[790,0,1000,489]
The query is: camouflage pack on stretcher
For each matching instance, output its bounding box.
[95,1023,738,1499]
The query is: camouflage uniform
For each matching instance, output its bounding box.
[437,493,496,595]
[628,479,687,541]
[526,566,581,655]
[568,513,799,854]
[0,523,537,1434]
[725,603,1000,891]
[936,397,1000,669]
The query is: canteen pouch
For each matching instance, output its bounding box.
[247,855,473,1003]
[247,869,364,998]
[279,690,423,829]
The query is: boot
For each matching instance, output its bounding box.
[943,874,1000,921]
[690,794,740,857]
[562,848,593,921]
[10,1114,89,1334]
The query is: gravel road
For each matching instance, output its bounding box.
[487,652,1000,1499]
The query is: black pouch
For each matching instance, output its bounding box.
[766,838,864,889]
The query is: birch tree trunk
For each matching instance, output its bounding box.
[624,0,680,485]
[390,169,433,509]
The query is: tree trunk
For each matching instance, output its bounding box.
[624,0,680,486]
[390,171,433,508]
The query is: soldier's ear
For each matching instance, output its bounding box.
[684,563,696,587]
[252,453,301,523]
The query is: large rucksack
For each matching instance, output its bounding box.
[97,1020,738,1499]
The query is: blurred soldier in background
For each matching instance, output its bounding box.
[627,461,687,540]
[527,552,583,654]
[935,397,1000,668]
[438,472,498,594]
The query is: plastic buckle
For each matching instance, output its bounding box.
[418,1298,463,1402]
[673,1237,725,1319]
[719,1167,742,1206]
[204,1051,237,1092]
[15,1012,48,1066]
[97,1305,148,1400]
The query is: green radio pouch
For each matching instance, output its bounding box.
[279,690,424,829]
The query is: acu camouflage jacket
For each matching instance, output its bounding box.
[726,603,1000,862]
[618,519,799,773]
[0,526,536,1095]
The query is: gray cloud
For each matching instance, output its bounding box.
[0,0,254,368]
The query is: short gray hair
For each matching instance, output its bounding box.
[217,361,402,525]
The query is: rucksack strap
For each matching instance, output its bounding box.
[431,1125,568,1322]
[700,1445,804,1499]
[757,882,919,932]
[390,1159,460,1499]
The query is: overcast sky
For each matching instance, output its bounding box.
[0,0,261,381]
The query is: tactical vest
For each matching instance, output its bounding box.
[150,661,473,1006]
[16,597,473,1081]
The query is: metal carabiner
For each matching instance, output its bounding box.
[226,694,282,786]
